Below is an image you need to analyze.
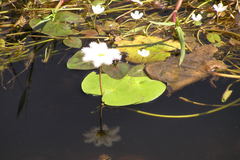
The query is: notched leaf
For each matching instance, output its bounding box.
[81,72,166,106]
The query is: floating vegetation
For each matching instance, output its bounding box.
[1,0,240,146]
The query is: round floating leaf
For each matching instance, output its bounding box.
[54,11,85,23]
[128,64,146,77]
[67,51,96,70]
[63,37,82,48]
[206,32,224,47]
[115,35,180,63]
[102,62,131,79]
[206,32,221,43]
[81,72,166,106]
[42,21,77,37]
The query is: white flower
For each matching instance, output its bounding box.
[138,49,150,57]
[81,42,122,68]
[131,0,143,5]
[83,124,121,147]
[131,10,143,19]
[92,4,105,14]
[191,13,202,21]
[213,2,227,13]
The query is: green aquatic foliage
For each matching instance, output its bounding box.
[175,24,185,65]
[115,35,180,63]
[42,21,78,37]
[29,11,83,37]
[92,0,106,5]
[102,62,131,79]
[67,51,96,70]
[81,72,166,106]
[206,32,224,47]
[54,11,85,23]
[63,37,82,48]
[127,64,146,77]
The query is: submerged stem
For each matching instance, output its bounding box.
[118,98,240,118]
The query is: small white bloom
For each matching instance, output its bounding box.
[213,2,227,13]
[92,4,105,14]
[138,49,150,57]
[83,124,121,147]
[131,0,143,5]
[81,42,121,68]
[131,10,143,19]
[191,13,202,21]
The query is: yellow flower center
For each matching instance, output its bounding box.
[98,53,106,57]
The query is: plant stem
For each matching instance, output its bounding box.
[98,67,104,131]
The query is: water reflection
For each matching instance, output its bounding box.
[83,124,121,147]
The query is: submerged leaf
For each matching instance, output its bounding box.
[67,51,96,70]
[115,35,180,63]
[81,72,166,106]
[102,62,131,79]
[128,64,146,77]
[63,37,82,48]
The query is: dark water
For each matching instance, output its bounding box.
[1,53,240,160]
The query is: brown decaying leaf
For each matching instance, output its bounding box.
[145,45,228,94]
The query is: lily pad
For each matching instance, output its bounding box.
[42,21,77,37]
[54,11,85,23]
[115,35,180,63]
[67,51,96,70]
[63,37,82,48]
[206,32,224,47]
[81,72,166,106]
[102,62,131,79]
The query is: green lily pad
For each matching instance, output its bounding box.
[63,37,82,48]
[115,35,180,63]
[42,21,77,37]
[206,32,224,47]
[102,62,131,79]
[81,72,166,106]
[54,11,85,23]
[207,32,221,43]
[67,51,96,70]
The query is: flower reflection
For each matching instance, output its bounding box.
[83,124,121,147]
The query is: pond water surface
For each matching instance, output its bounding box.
[0,52,240,160]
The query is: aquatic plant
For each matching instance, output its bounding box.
[0,0,240,127]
